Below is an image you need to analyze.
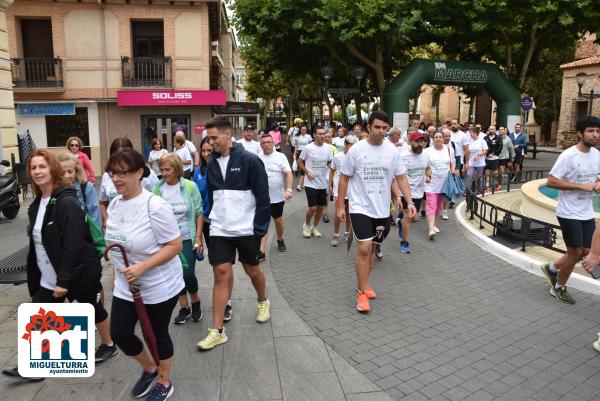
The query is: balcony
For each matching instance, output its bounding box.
[121,56,172,88]
[211,41,224,67]
[11,58,64,92]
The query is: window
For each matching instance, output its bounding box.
[236,73,244,86]
[572,100,589,130]
[46,107,90,155]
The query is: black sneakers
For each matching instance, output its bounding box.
[95,343,119,365]
[174,307,191,325]
[277,239,287,252]
[223,304,233,323]
[191,301,202,322]
[1,366,44,381]
[258,251,266,262]
[132,369,158,398]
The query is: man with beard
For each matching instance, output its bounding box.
[396,131,429,254]
[450,118,468,178]
[540,116,600,305]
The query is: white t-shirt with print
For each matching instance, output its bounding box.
[259,151,291,204]
[400,149,428,199]
[175,147,193,172]
[294,134,311,151]
[161,183,190,240]
[148,149,168,176]
[105,191,185,304]
[33,196,57,290]
[340,140,406,218]
[330,151,347,199]
[424,146,451,194]
[550,145,600,220]
[238,139,261,155]
[300,142,333,190]
[467,137,488,168]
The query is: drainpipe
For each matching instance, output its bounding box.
[99,0,109,162]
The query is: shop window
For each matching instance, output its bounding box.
[46,107,90,156]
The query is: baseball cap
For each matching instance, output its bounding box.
[244,124,254,131]
[410,131,427,142]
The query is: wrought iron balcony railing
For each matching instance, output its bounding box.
[121,56,172,87]
[11,58,63,89]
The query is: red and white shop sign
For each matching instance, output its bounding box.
[117,90,227,107]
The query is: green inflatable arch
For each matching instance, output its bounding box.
[383,59,521,132]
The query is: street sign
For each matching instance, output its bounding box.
[521,96,533,111]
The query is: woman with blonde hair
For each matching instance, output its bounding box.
[154,153,204,325]
[57,151,102,227]
[66,136,96,184]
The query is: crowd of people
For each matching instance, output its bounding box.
[5,109,600,400]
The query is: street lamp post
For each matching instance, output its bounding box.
[576,72,600,115]
[321,65,365,126]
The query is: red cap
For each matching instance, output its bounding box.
[409,131,426,142]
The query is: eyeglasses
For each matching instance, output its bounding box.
[69,143,79,148]
[108,170,131,178]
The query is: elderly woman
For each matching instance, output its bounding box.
[1,150,113,380]
[173,135,193,179]
[66,136,96,183]
[154,153,204,325]
[105,148,184,400]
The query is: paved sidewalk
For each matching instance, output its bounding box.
[0,195,391,401]
[270,186,600,401]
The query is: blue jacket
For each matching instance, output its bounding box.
[207,142,270,237]
[192,165,211,218]
[509,132,528,156]
[75,181,102,228]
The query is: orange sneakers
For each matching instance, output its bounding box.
[356,291,370,313]
[364,284,377,299]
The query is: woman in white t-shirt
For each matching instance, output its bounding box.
[155,153,204,326]
[173,135,193,179]
[465,127,488,192]
[424,131,456,240]
[294,126,312,191]
[105,148,184,399]
[147,139,168,179]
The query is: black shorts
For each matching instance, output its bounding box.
[401,197,423,211]
[499,159,511,167]
[514,153,524,165]
[305,187,327,207]
[208,235,261,266]
[270,201,285,219]
[485,159,500,171]
[557,217,595,249]
[349,213,390,244]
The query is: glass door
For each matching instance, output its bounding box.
[141,115,190,160]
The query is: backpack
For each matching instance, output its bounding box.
[77,182,106,258]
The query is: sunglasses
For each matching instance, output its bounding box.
[69,143,80,148]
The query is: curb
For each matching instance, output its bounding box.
[455,200,600,296]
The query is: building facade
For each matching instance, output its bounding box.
[557,34,600,149]
[7,0,236,172]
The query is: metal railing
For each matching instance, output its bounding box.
[465,170,565,254]
[121,56,172,87]
[11,57,63,89]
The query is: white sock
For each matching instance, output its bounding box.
[549,263,558,274]
[227,300,232,307]
[555,283,564,290]
[332,233,339,238]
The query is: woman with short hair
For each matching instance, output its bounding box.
[173,135,193,179]
[105,148,184,400]
[148,139,168,179]
[66,136,96,183]
[154,153,204,325]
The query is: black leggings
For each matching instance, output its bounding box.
[110,294,178,360]
[32,285,108,324]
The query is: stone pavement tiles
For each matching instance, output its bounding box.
[0,211,391,401]
[269,192,600,401]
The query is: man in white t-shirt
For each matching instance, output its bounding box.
[298,126,333,239]
[386,126,405,150]
[237,124,261,155]
[174,130,199,170]
[338,111,416,313]
[258,134,293,256]
[396,131,429,254]
[541,115,600,305]
[450,118,468,177]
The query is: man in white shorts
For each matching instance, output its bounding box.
[337,111,416,313]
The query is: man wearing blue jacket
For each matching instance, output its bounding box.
[197,116,271,351]
[509,123,527,182]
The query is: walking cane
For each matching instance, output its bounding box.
[104,244,160,366]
